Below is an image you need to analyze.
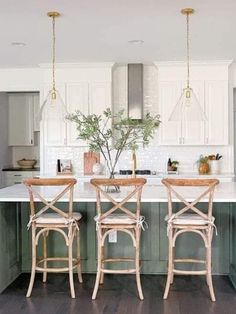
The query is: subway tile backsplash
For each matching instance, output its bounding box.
[43,145,232,176]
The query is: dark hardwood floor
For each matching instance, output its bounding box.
[0,274,235,314]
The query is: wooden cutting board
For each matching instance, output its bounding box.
[83,152,100,175]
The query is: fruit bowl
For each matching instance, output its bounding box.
[17,159,37,169]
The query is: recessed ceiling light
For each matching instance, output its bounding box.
[11,42,26,47]
[128,40,144,45]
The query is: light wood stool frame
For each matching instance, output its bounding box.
[23,178,83,298]
[161,178,219,301]
[90,178,146,300]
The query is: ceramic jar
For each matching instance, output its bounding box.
[92,163,103,175]
[209,160,220,174]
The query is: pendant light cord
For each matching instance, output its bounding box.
[52,15,56,93]
[186,12,190,89]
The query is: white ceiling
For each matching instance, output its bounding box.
[0,0,236,67]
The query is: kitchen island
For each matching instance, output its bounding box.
[0,181,236,293]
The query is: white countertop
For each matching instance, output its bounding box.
[0,181,236,203]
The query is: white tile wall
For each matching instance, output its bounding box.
[43,145,231,176]
[43,64,234,176]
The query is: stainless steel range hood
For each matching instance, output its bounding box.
[128,63,143,120]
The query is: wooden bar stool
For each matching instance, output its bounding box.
[23,178,83,298]
[90,178,147,300]
[161,178,219,301]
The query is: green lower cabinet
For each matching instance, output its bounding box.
[0,200,233,292]
[159,202,230,275]
[229,203,236,288]
[0,202,21,292]
[21,202,97,273]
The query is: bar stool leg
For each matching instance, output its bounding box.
[100,246,105,284]
[206,229,216,302]
[76,228,83,283]
[170,246,174,284]
[135,228,144,300]
[26,226,37,297]
[92,234,102,300]
[43,231,48,283]
[163,231,173,299]
[68,232,75,298]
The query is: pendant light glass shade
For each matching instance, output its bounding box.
[38,12,67,122]
[38,89,67,121]
[169,8,206,122]
[169,87,207,122]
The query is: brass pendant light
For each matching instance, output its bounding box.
[38,12,67,121]
[169,8,207,122]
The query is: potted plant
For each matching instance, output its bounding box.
[66,108,161,179]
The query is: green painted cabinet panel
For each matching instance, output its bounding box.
[0,200,233,291]
[21,202,97,273]
[229,203,236,288]
[159,202,230,274]
[0,202,21,293]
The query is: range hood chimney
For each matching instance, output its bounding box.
[128,63,143,120]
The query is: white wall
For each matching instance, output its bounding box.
[0,93,12,187]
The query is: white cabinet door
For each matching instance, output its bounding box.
[66,83,89,146]
[8,94,34,146]
[33,93,40,132]
[4,171,39,186]
[181,81,205,145]
[158,81,182,145]
[205,81,228,145]
[89,82,111,115]
[43,85,67,146]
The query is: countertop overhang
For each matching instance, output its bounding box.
[0,181,236,203]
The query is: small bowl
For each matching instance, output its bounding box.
[17,159,37,169]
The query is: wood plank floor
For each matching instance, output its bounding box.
[0,274,236,314]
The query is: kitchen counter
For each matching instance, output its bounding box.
[0,180,235,202]
[0,180,236,203]
[0,181,236,294]
[2,167,40,171]
[75,172,235,183]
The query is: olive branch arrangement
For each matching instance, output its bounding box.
[66,108,161,178]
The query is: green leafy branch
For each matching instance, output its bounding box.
[66,108,161,177]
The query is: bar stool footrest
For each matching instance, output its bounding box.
[173,269,207,275]
[36,257,79,273]
[101,268,137,274]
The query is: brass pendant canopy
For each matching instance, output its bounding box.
[169,8,207,122]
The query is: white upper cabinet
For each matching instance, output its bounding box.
[33,93,40,132]
[181,80,205,145]
[8,93,34,146]
[43,84,67,146]
[66,82,89,146]
[205,81,228,145]
[89,82,111,116]
[158,81,182,145]
[157,61,230,146]
[66,81,111,146]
